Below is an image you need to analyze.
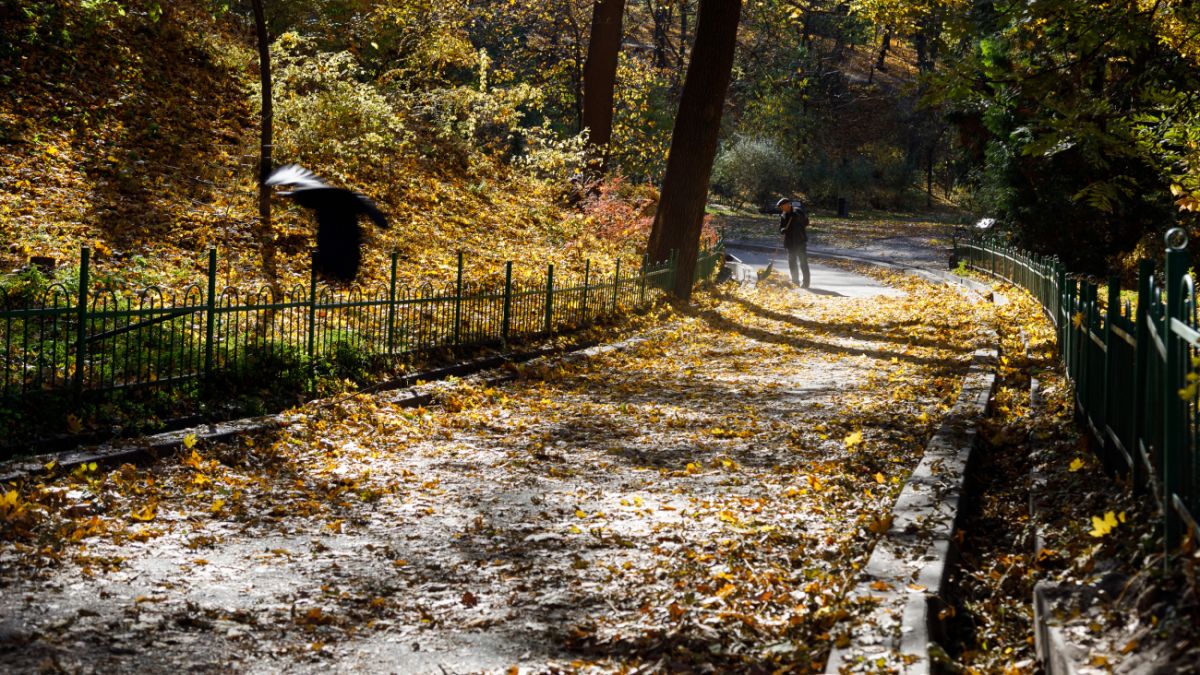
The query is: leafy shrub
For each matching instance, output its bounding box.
[711,136,797,207]
[409,48,559,169]
[268,33,409,173]
[796,143,919,210]
[609,54,675,183]
[512,126,590,183]
[578,176,656,247]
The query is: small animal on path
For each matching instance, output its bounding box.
[757,260,774,283]
[265,164,390,282]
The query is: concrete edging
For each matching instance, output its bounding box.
[824,340,999,673]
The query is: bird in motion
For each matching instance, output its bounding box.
[265,164,389,282]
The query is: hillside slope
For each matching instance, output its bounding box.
[0,1,633,295]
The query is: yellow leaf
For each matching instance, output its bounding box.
[183,434,198,450]
[868,514,893,534]
[874,472,885,484]
[1069,457,1085,472]
[575,509,587,518]
[1089,511,1120,537]
[844,430,863,448]
[130,504,157,522]
[715,583,736,599]
[1072,312,1085,329]
[870,580,893,591]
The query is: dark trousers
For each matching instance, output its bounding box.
[787,244,810,287]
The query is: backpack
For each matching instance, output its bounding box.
[791,201,809,230]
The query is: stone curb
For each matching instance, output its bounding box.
[824,341,999,674]
[747,237,1006,674]
[1026,376,1085,675]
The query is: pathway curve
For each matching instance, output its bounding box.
[0,267,994,673]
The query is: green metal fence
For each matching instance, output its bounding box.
[0,243,723,402]
[956,231,1199,558]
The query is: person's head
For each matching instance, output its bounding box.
[777,197,793,213]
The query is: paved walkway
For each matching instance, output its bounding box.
[0,241,989,673]
[723,247,905,299]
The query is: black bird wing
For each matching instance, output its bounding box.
[356,194,389,229]
[264,164,329,191]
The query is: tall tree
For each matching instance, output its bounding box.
[646,0,742,300]
[582,0,627,164]
[252,0,273,237]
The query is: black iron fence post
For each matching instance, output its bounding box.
[307,254,317,380]
[582,260,591,320]
[203,248,217,382]
[502,261,513,345]
[73,247,90,399]
[454,251,464,345]
[544,263,554,334]
[387,251,398,354]
[1132,259,1154,495]
[1164,240,1188,553]
[639,254,648,306]
[612,259,620,313]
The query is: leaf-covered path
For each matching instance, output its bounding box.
[0,269,995,673]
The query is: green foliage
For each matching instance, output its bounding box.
[936,0,1200,271]
[609,53,676,183]
[711,136,796,207]
[513,127,590,182]
[269,33,409,172]
[797,145,919,210]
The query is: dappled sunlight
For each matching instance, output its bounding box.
[0,269,997,671]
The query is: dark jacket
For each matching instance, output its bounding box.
[780,208,809,249]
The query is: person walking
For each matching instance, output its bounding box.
[778,197,810,288]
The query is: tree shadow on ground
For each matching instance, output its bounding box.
[712,289,966,353]
[682,303,968,374]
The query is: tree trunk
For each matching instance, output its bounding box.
[876,28,891,71]
[582,0,627,164]
[646,0,742,301]
[926,143,935,208]
[646,0,671,68]
[252,0,272,233]
[678,0,689,66]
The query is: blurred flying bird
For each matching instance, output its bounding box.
[265,164,389,282]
